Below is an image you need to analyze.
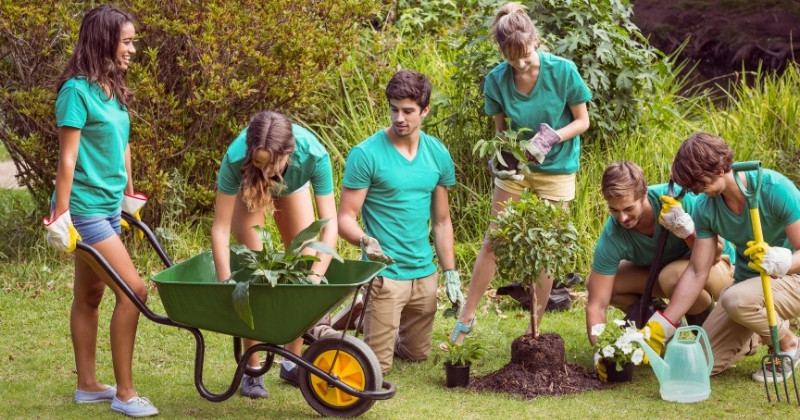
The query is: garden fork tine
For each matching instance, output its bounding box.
[733,161,799,404]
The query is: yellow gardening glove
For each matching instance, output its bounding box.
[120,192,147,240]
[43,210,82,253]
[744,240,792,276]
[642,310,677,359]
[594,352,608,382]
[659,195,694,239]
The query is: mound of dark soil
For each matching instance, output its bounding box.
[468,333,604,399]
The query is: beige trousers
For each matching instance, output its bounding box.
[705,273,800,375]
[363,273,438,374]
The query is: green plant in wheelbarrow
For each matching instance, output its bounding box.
[473,118,532,180]
[469,190,598,396]
[229,218,342,329]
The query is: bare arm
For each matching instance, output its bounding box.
[309,192,338,277]
[585,269,615,346]
[662,236,716,323]
[430,185,456,271]
[555,102,590,141]
[53,127,81,217]
[784,219,800,274]
[124,144,134,195]
[337,187,368,246]
[211,191,236,281]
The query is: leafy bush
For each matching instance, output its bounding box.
[0,0,378,223]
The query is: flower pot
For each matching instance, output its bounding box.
[444,362,471,388]
[603,359,634,383]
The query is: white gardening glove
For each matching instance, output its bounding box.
[659,195,694,239]
[744,240,793,277]
[360,235,395,265]
[442,270,464,318]
[43,210,81,253]
[120,192,147,240]
[488,157,525,181]
[524,123,561,164]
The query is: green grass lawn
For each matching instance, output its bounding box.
[2,254,799,419]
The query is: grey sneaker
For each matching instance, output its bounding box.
[75,385,116,403]
[110,396,158,418]
[752,344,800,383]
[240,374,269,398]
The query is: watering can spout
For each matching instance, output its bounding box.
[636,337,670,384]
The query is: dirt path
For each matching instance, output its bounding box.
[0,160,22,189]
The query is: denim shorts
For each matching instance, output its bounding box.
[71,210,122,245]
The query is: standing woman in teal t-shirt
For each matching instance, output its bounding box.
[452,2,592,344]
[211,110,337,397]
[43,5,158,417]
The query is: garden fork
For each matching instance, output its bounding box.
[733,161,800,404]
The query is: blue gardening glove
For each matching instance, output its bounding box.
[43,210,81,253]
[442,270,464,318]
[744,240,792,277]
[120,192,147,240]
[488,157,525,181]
[524,123,561,164]
[594,352,608,382]
[659,196,694,239]
[642,310,677,358]
[360,235,395,265]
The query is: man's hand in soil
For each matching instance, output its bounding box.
[488,157,525,181]
[360,235,395,265]
[442,270,464,318]
[524,123,561,164]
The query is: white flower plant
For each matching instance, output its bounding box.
[591,318,649,371]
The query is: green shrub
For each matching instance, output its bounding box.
[0,0,379,223]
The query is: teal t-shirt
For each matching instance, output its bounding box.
[592,184,696,275]
[342,129,456,279]
[694,169,800,283]
[483,51,592,175]
[54,78,130,216]
[217,124,333,197]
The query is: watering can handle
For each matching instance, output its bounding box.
[676,326,714,375]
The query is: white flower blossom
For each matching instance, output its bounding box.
[613,319,625,326]
[631,348,644,365]
[602,345,615,358]
[643,326,651,341]
[619,342,633,354]
[591,323,606,336]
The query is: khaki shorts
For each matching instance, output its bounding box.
[495,171,576,201]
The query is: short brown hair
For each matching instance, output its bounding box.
[601,161,648,201]
[671,132,733,193]
[385,70,432,109]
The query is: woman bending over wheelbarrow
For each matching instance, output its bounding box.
[211,110,337,398]
[43,5,158,417]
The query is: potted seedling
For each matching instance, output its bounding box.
[442,339,487,388]
[472,118,532,173]
[229,217,342,329]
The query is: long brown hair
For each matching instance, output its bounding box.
[57,5,134,107]
[241,111,295,212]
[671,132,734,193]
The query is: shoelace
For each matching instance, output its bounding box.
[244,376,265,390]
[126,396,154,406]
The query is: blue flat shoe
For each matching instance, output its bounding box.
[450,318,476,343]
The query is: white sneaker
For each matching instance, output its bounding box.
[110,396,158,417]
[752,341,800,383]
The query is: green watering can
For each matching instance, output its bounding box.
[637,326,713,403]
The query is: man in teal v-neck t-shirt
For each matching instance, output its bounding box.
[653,133,800,381]
[338,70,459,373]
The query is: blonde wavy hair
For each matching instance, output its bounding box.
[240,111,295,212]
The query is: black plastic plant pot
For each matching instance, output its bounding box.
[444,362,471,388]
[497,150,519,171]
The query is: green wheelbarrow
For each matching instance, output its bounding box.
[77,213,395,417]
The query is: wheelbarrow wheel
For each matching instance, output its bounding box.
[298,334,382,417]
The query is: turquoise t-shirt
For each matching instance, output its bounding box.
[483,51,592,175]
[54,78,130,216]
[217,124,333,197]
[592,184,696,275]
[694,169,800,283]
[342,129,456,280]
